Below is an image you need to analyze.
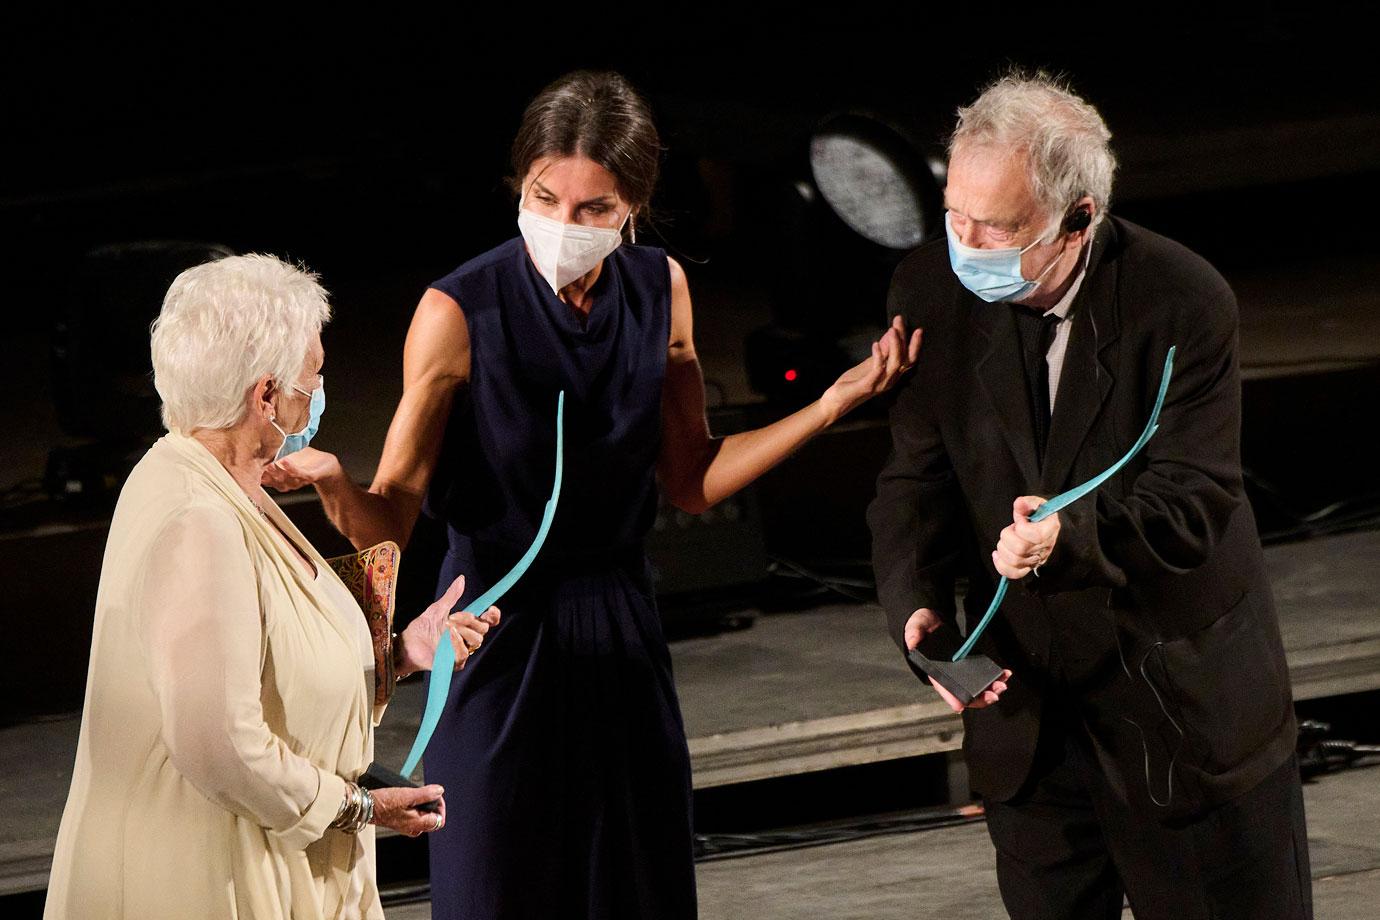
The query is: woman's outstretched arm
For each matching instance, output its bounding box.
[657,257,921,514]
[263,288,470,550]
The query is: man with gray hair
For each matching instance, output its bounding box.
[869,72,1309,918]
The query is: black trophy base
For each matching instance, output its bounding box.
[359,761,441,813]
[904,623,1005,706]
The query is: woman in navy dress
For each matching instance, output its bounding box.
[269,71,920,919]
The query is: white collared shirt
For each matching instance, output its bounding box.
[1038,242,1093,414]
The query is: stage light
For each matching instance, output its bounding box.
[808,113,942,250]
[747,113,942,408]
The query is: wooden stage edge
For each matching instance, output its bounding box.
[689,637,1380,789]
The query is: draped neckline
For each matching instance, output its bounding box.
[159,432,359,653]
[514,239,621,340]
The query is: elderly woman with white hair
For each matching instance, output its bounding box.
[44,254,498,920]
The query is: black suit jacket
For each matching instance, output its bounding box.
[868,216,1296,822]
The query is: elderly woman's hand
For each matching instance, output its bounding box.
[370,784,448,837]
[397,575,502,677]
[819,316,922,423]
[261,447,342,492]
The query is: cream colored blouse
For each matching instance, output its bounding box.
[45,432,384,920]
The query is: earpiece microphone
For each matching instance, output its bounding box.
[1065,206,1092,233]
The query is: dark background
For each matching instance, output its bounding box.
[4,7,1376,307]
[2,7,1378,718]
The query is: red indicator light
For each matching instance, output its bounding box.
[784,369,798,382]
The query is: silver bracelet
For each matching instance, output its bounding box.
[359,787,375,829]
[330,782,372,834]
[332,784,352,826]
[331,782,359,831]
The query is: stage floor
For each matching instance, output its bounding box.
[380,762,1380,920]
[3,527,1378,904]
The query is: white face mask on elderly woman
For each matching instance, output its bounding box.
[517,196,630,294]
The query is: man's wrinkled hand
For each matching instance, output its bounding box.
[993,495,1060,579]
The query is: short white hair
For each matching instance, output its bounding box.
[151,253,330,434]
[950,70,1117,236]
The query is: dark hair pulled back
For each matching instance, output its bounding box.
[509,70,662,216]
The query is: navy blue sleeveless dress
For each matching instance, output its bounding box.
[421,237,696,920]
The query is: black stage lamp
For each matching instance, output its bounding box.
[747,113,943,408]
[46,240,234,504]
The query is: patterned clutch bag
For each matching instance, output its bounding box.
[325,541,401,706]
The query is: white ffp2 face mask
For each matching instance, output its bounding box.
[517,203,629,294]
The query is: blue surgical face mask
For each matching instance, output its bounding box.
[945,211,1063,303]
[271,377,325,461]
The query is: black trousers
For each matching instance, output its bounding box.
[984,715,1312,920]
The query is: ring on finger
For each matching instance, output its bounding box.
[432,812,444,831]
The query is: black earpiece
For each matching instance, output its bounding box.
[1064,206,1092,233]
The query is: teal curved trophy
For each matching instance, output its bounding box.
[952,347,1176,662]
[401,390,565,776]
[361,392,565,800]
